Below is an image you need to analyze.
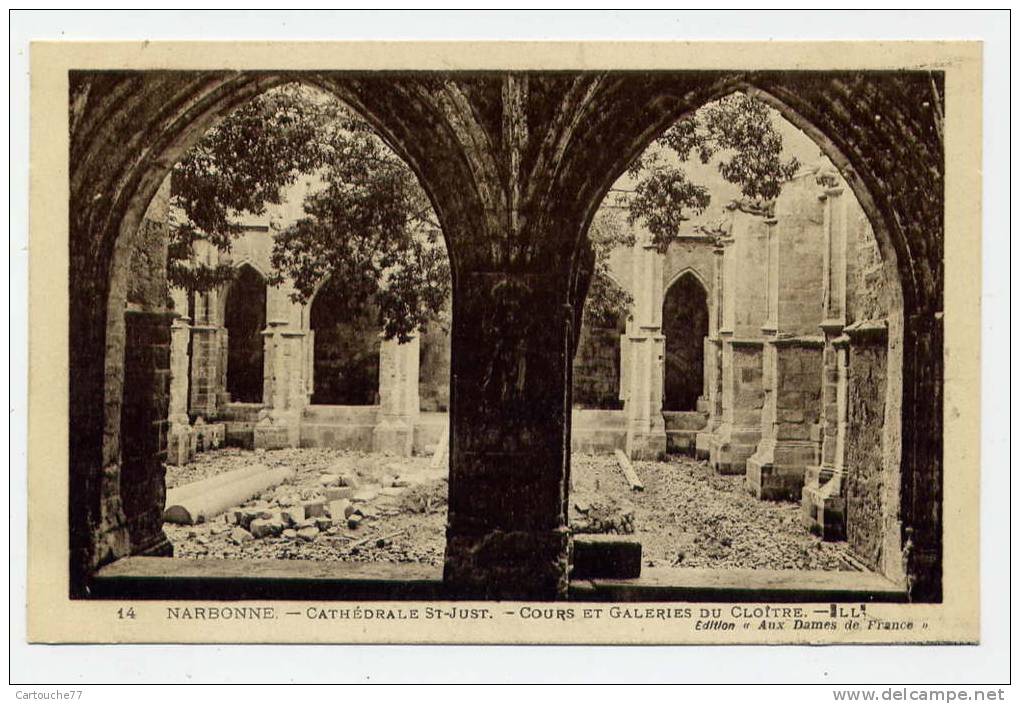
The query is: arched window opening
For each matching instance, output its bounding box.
[309,275,381,405]
[662,272,709,412]
[223,264,266,403]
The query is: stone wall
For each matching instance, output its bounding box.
[126,179,171,310]
[844,326,889,569]
[118,176,175,559]
[843,193,904,580]
[120,310,174,557]
[418,317,451,412]
[572,314,624,410]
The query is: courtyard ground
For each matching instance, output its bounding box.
[165,448,849,571]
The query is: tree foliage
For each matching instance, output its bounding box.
[168,87,798,339]
[169,84,449,341]
[623,92,801,251]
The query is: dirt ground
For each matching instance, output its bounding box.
[165,448,848,571]
[569,454,848,571]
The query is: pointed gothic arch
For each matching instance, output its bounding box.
[662,271,710,412]
[223,263,267,403]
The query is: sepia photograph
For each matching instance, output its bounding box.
[13,11,1006,686]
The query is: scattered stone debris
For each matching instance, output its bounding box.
[166,448,846,570]
[570,495,636,535]
[165,448,449,565]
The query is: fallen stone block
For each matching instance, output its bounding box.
[313,516,332,531]
[324,486,354,501]
[328,499,353,522]
[379,487,405,497]
[281,506,306,526]
[571,535,642,579]
[297,526,320,542]
[352,486,380,503]
[318,473,340,486]
[250,518,284,539]
[229,527,254,544]
[303,500,327,518]
[613,449,645,492]
[282,528,298,539]
[391,478,411,488]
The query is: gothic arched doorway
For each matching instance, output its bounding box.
[662,272,709,412]
[223,264,267,403]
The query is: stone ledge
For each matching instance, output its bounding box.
[570,567,907,603]
[728,338,766,348]
[844,319,888,343]
[93,558,908,603]
[92,556,444,601]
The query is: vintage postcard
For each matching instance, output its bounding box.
[27,39,982,645]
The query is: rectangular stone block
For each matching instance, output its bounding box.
[328,499,353,523]
[572,535,642,579]
[324,486,354,501]
[281,507,305,526]
[303,500,326,518]
[745,459,807,502]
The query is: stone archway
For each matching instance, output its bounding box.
[662,271,710,412]
[69,70,943,601]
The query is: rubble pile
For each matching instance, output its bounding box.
[569,495,636,535]
[164,448,449,564]
[166,448,847,571]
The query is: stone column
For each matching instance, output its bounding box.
[696,237,727,459]
[188,287,226,420]
[373,334,421,456]
[254,285,306,449]
[120,308,175,557]
[166,288,196,466]
[709,207,769,475]
[802,175,851,535]
[621,236,667,459]
[746,172,827,501]
[842,319,890,566]
[443,270,574,600]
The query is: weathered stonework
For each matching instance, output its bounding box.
[747,170,827,500]
[372,335,421,456]
[709,208,770,474]
[843,320,890,568]
[69,70,944,601]
[620,237,667,460]
[696,241,727,459]
[120,309,175,558]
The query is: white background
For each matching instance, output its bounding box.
[7,9,1012,688]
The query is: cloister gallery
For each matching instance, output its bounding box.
[69,71,943,601]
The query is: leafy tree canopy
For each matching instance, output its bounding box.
[622,92,801,250]
[168,87,798,338]
[169,84,448,342]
